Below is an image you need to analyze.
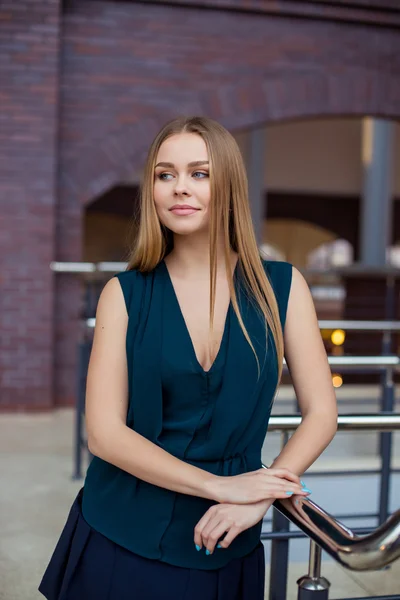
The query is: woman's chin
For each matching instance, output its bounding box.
[170,225,208,236]
[165,219,209,236]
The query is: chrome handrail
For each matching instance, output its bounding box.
[270,486,400,571]
[262,414,400,571]
[269,413,400,432]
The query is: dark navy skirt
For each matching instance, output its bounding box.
[38,488,265,600]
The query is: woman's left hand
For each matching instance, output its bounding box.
[194,498,274,555]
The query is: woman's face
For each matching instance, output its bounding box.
[153,133,211,236]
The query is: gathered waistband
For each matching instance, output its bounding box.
[182,452,261,476]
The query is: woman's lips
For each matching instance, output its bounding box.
[170,207,200,216]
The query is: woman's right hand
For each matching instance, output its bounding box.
[210,467,310,504]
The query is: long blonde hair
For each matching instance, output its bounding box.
[127,116,284,385]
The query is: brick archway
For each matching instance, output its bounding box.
[77,69,399,208]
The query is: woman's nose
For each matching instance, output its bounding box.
[174,177,190,196]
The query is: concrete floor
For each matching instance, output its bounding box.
[0,406,399,600]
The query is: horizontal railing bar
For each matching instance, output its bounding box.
[261,530,316,541]
[50,261,400,277]
[268,414,400,432]
[305,469,400,477]
[50,261,127,272]
[84,316,400,336]
[289,356,400,366]
[263,512,379,526]
[283,356,400,368]
[280,398,396,405]
[336,596,400,600]
[50,261,97,272]
[319,320,400,331]
[260,525,383,541]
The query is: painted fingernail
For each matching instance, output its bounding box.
[301,480,306,487]
[217,544,222,548]
[205,549,211,555]
[303,488,312,494]
[195,544,201,551]
[285,491,293,496]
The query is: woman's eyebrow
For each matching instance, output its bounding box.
[155,160,209,168]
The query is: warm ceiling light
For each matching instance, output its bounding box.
[331,329,346,346]
[332,374,343,388]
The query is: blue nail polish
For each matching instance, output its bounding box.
[301,480,306,487]
[303,488,312,494]
[195,544,201,551]
[285,491,293,496]
[205,549,210,555]
[217,544,222,548]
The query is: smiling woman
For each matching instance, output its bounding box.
[39,116,337,600]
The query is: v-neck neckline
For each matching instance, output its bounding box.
[161,258,238,376]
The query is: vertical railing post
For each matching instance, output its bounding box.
[73,335,92,480]
[297,541,330,600]
[269,432,290,600]
[269,507,290,600]
[378,275,395,523]
[379,365,394,524]
[73,341,85,480]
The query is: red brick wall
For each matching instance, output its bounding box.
[61,0,400,207]
[0,0,61,410]
[2,0,400,410]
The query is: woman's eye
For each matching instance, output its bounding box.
[156,171,208,180]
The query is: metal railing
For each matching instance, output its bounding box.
[318,321,400,332]
[268,413,400,431]
[262,414,400,600]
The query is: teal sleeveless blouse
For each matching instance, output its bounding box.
[82,258,293,570]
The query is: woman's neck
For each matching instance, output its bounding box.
[166,234,237,277]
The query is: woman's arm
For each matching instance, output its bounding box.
[194,266,338,553]
[193,266,338,553]
[269,266,338,475]
[85,277,219,500]
[86,277,303,504]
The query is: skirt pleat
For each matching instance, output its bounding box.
[38,488,92,600]
[38,488,265,600]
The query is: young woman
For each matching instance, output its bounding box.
[39,116,337,600]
